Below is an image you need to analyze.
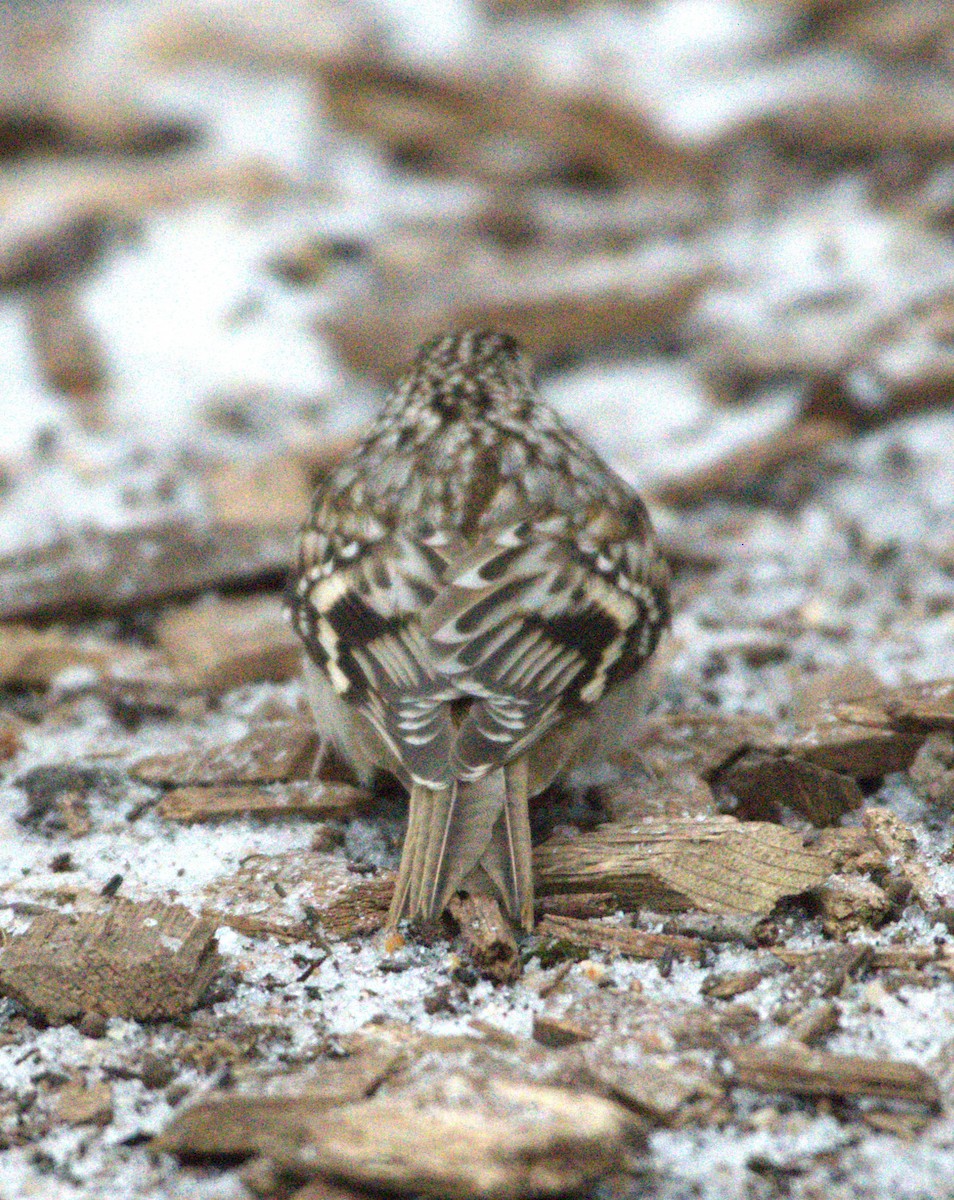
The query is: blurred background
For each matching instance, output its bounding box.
[1,0,953,699]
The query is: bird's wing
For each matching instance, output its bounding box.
[423,505,670,780]
[286,527,458,787]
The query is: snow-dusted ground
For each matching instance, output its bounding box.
[2,1,954,1196]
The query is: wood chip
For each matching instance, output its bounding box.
[157,1043,404,1159]
[448,894,519,984]
[143,2,371,73]
[582,1044,724,1127]
[318,53,705,189]
[0,520,292,621]
[155,594,302,694]
[729,1043,941,1107]
[535,893,616,920]
[782,679,954,779]
[55,1081,113,1126]
[327,250,714,378]
[875,679,954,731]
[202,851,393,943]
[289,1079,638,1199]
[161,1072,638,1199]
[537,915,704,963]
[699,969,763,1000]
[757,84,954,157]
[816,873,895,936]
[0,623,178,697]
[206,457,311,529]
[786,1000,840,1046]
[533,817,831,916]
[909,732,954,805]
[631,712,775,781]
[532,1013,593,1048]
[540,985,759,1053]
[597,770,716,822]
[653,912,772,948]
[652,419,843,509]
[27,284,107,407]
[158,781,370,823]
[716,751,863,826]
[132,720,318,786]
[0,898,220,1023]
[782,713,924,778]
[862,806,939,910]
[771,943,954,978]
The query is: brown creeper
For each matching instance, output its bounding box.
[286,330,670,930]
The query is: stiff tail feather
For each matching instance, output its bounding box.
[386,762,535,929]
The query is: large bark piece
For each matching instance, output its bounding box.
[0,521,292,621]
[533,817,831,915]
[158,782,370,823]
[161,1074,639,1199]
[132,720,318,786]
[729,1043,941,1107]
[0,898,220,1023]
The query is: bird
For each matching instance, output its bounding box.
[285,330,671,931]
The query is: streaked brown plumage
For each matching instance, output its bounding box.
[285,330,670,929]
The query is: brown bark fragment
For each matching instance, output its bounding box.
[327,251,714,380]
[318,54,707,190]
[862,806,938,909]
[155,595,302,694]
[700,970,763,1000]
[0,898,220,1023]
[786,1000,840,1046]
[533,817,831,916]
[55,1081,113,1126]
[631,712,775,781]
[537,915,704,963]
[582,1044,724,1127]
[652,419,843,509]
[447,893,520,984]
[0,623,179,699]
[756,85,954,157]
[729,1043,941,1107]
[202,851,393,943]
[816,873,895,935]
[783,715,923,778]
[717,751,863,826]
[161,1074,638,1199]
[206,458,311,529]
[158,782,370,823]
[532,1014,592,1048]
[0,520,292,621]
[132,720,318,786]
[878,679,954,730]
[27,285,107,418]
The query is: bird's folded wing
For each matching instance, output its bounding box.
[287,530,456,786]
[423,515,668,780]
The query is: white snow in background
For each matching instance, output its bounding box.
[81,203,335,445]
[1,2,954,1198]
[0,302,68,460]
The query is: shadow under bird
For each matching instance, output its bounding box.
[286,330,671,929]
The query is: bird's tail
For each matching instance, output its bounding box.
[386,761,534,931]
